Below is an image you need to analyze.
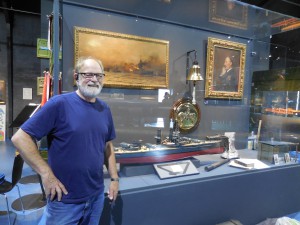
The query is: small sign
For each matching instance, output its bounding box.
[37,38,62,59]
[284,153,291,163]
[37,77,44,96]
[0,105,6,141]
[154,160,199,179]
[23,88,32,100]
[273,154,279,165]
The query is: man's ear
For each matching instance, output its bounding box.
[74,73,78,81]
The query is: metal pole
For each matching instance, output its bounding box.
[7,12,14,138]
[52,0,60,95]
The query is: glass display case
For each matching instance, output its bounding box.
[250,66,300,145]
[41,1,300,224]
[60,0,300,155]
[262,91,300,116]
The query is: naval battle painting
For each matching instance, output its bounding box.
[74,27,169,89]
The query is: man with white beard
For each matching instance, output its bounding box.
[11,57,119,225]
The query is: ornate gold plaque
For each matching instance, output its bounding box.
[170,98,201,133]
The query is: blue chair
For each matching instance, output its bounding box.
[0,153,25,225]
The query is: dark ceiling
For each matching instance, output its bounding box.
[241,0,300,18]
[0,0,300,18]
[0,0,40,14]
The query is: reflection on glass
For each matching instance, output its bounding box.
[209,0,248,30]
[144,117,165,128]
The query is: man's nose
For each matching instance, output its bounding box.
[91,75,98,81]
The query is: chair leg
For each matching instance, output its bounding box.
[15,185,25,213]
[2,193,12,225]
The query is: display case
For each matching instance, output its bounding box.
[42,0,300,224]
[61,0,299,151]
[250,68,300,145]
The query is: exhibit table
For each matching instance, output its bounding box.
[101,149,300,225]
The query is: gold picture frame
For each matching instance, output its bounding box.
[0,80,6,104]
[205,37,246,99]
[209,0,248,30]
[74,27,169,89]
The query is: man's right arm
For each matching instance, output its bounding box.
[11,128,68,201]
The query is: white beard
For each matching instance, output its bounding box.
[78,81,102,99]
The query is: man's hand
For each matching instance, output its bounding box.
[108,180,119,201]
[41,171,68,201]
[220,67,226,76]
[105,141,119,202]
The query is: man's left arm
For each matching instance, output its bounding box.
[105,141,119,201]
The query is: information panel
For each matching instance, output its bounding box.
[153,159,199,179]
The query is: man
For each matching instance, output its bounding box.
[217,56,238,92]
[11,57,119,225]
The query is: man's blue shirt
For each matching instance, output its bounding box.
[21,92,116,203]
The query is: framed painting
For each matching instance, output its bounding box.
[0,80,5,104]
[209,0,248,30]
[74,27,169,89]
[205,37,246,99]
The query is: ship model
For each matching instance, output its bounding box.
[114,123,228,164]
[264,107,300,116]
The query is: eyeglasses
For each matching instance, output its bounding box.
[77,73,105,80]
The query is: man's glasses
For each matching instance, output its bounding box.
[77,73,105,80]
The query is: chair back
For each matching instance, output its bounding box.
[11,154,24,186]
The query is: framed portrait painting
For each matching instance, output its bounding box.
[205,37,246,99]
[74,27,169,89]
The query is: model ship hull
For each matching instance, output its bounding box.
[264,107,300,116]
[114,140,224,164]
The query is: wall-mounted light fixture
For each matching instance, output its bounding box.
[186,50,203,104]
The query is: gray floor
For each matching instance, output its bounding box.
[0,141,44,225]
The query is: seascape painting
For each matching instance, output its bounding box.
[74,27,169,89]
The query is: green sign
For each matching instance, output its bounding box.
[37,38,62,59]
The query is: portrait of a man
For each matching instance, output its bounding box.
[215,56,238,92]
[205,37,246,99]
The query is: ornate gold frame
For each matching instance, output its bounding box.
[205,37,246,99]
[0,80,5,103]
[74,27,169,89]
[209,0,248,30]
[170,98,201,133]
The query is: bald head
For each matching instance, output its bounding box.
[75,56,104,73]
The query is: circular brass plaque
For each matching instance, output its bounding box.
[170,98,201,133]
